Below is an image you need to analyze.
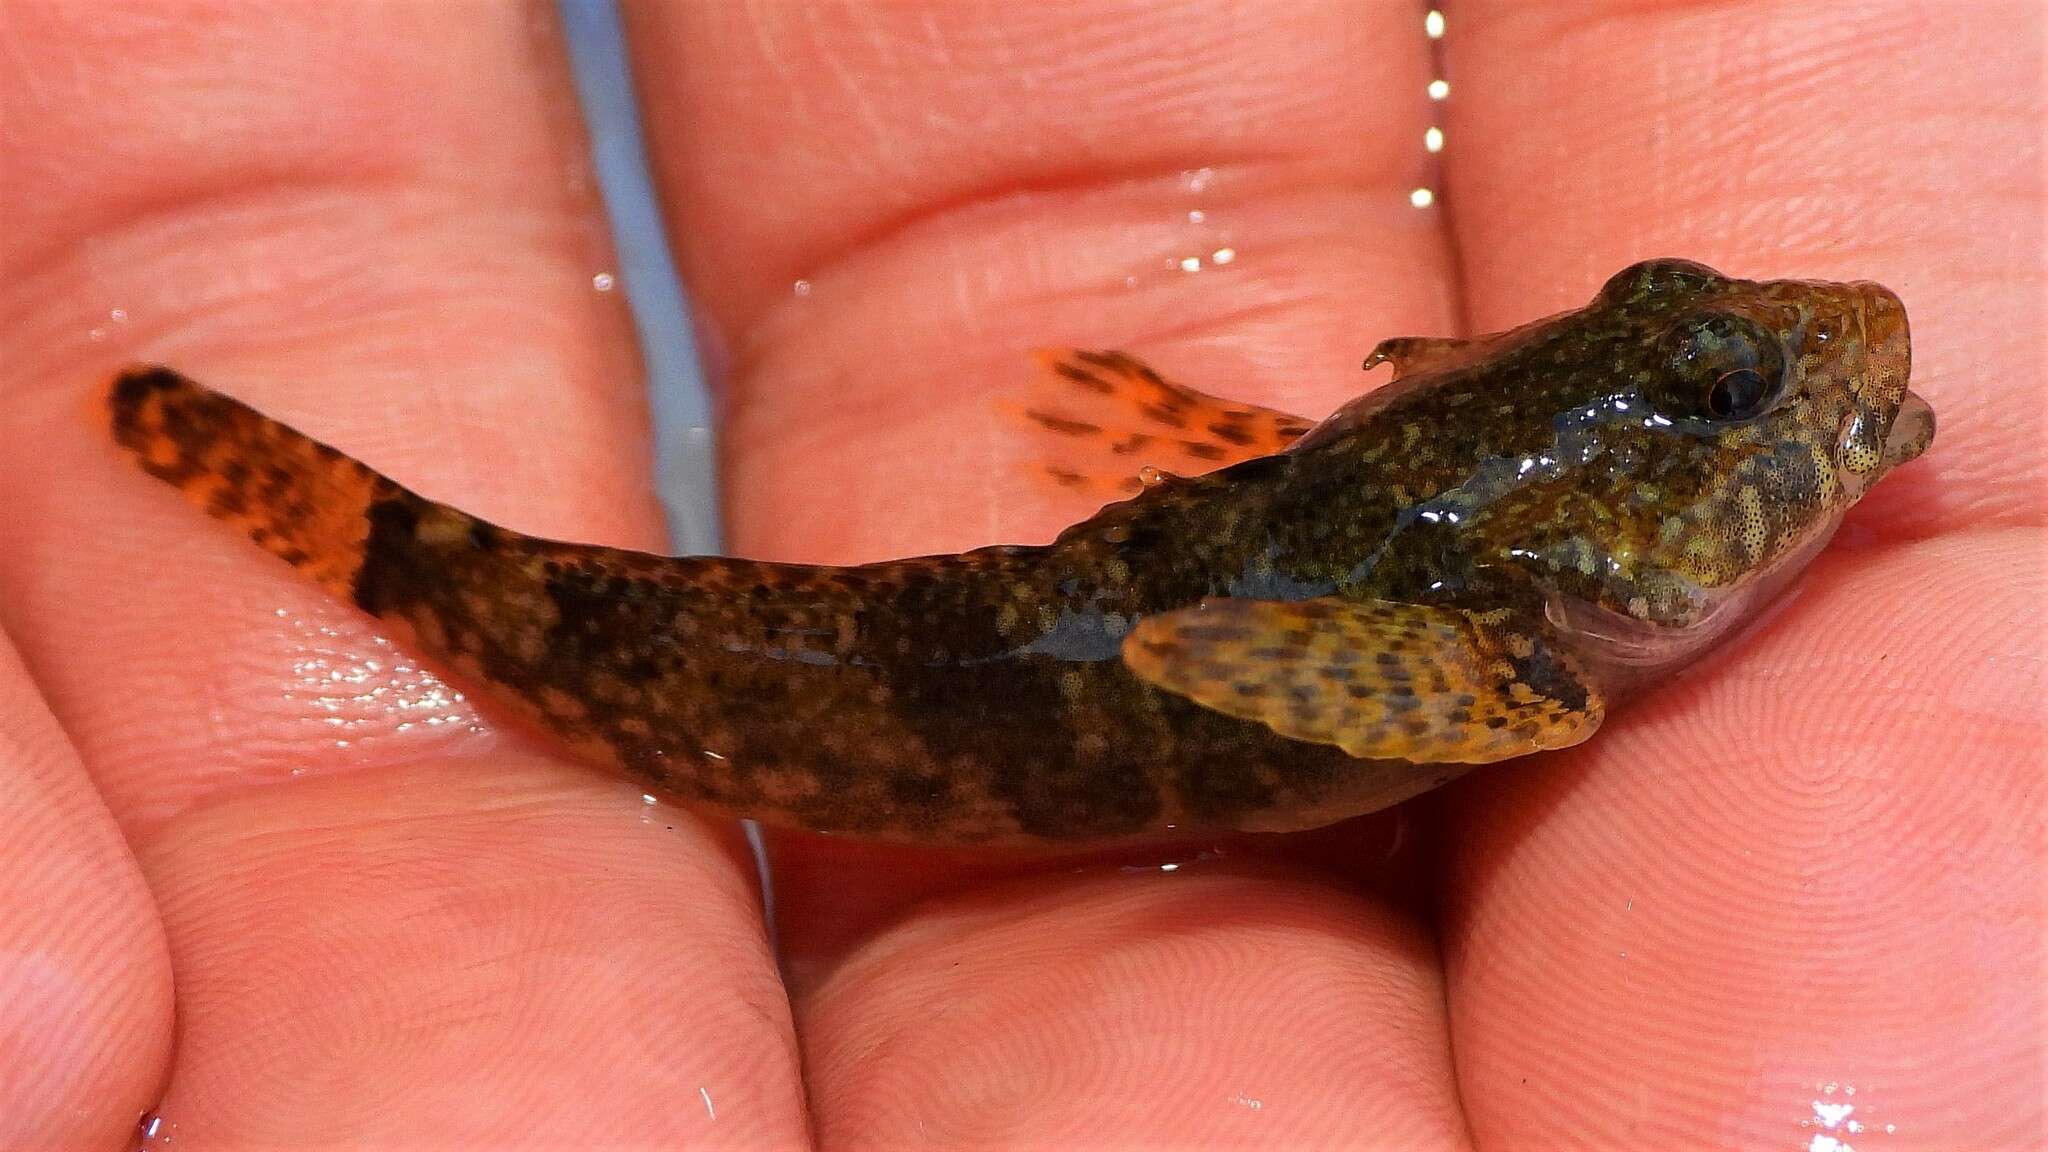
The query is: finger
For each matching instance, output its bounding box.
[626,0,1473,1144]
[1446,539,2043,1149]
[800,866,1463,1149]
[1439,4,2044,1147]
[0,2,803,1144]
[628,0,1456,557]
[0,634,171,1149]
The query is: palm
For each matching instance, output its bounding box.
[4,4,2038,1149]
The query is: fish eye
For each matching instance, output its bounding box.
[1706,369,1770,419]
[1656,312,1788,422]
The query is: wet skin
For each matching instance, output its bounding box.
[109,259,1933,845]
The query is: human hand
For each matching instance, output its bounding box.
[4,3,2039,1148]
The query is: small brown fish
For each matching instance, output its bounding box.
[109,260,1933,844]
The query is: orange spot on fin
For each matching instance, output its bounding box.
[1003,348,1314,505]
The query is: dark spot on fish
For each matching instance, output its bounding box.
[887,772,952,810]
[1054,362,1113,393]
[353,496,424,615]
[1139,404,1187,429]
[207,486,249,517]
[1028,410,1103,438]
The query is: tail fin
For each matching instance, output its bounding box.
[107,365,429,601]
[106,364,678,762]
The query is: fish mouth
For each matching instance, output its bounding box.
[1885,388,1935,466]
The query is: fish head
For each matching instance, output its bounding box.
[1460,259,1934,669]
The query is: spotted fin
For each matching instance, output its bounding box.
[1009,349,1314,501]
[1121,596,1602,764]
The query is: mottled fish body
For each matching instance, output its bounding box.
[110,260,1933,843]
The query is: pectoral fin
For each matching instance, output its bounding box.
[1121,596,1602,764]
[1008,349,1314,502]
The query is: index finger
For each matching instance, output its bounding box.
[626,1,1477,1145]
[0,5,805,1144]
[1436,4,2043,1147]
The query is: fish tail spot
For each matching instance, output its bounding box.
[107,365,400,598]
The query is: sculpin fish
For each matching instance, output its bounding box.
[108,259,1934,844]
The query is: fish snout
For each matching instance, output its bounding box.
[1834,282,1931,490]
[1852,281,1911,401]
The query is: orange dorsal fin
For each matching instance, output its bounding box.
[1005,349,1313,504]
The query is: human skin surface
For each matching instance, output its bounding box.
[0,2,2039,1149]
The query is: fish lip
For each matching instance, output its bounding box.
[1885,388,1936,466]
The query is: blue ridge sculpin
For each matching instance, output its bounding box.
[108,259,1934,844]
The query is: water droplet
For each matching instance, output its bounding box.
[110,307,130,323]
[1210,247,1235,265]
[792,279,812,297]
[1187,209,1206,224]
[1814,1101,1854,1128]
[591,272,616,292]
[1182,167,1214,193]
[1424,127,1444,153]
[1410,187,1436,208]
[138,1111,177,1143]
[1428,79,1451,100]
[1425,10,1446,38]
[1179,255,1202,272]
